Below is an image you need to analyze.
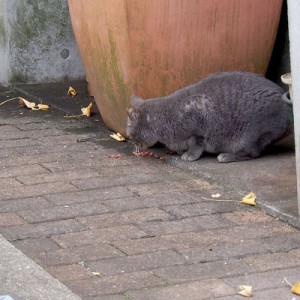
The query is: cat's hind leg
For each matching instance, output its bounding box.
[217,149,260,163]
[181,136,204,161]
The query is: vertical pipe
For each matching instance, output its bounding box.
[287,0,300,217]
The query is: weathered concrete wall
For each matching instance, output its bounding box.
[0,0,85,86]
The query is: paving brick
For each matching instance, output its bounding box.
[0,177,23,188]
[16,169,101,185]
[139,218,203,236]
[0,219,85,241]
[0,164,50,178]
[0,197,52,213]
[0,138,41,149]
[103,192,200,212]
[41,156,133,172]
[125,179,213,196]
[18,202,111,223]
[242,248,300,272]
[72,173,166,190]
[153,258,254,284]
[113,222,296,255]
[78,208,172,229]
[0,125,21,132]
[0,212,27,227]
[178,232,300,263]
[223,210,274,224]
[86,250,186,276]
[1,152,70,168]
[33,244,124,266]
[126,279,236,300]
[164,201,249,218]
[51,225,148,248]
[44,187,135,206]
[12,237,61,254]
[139,214,234,236]
[0,181,78,201]
[66,271,165,297]
[46,264,94,282]
[223,266,300,293]
[0,148,20,158]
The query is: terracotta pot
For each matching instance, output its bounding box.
[68,0,283,135]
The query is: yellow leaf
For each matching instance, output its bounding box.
[67,86,77,96]
[110,132,126,142]
[291,282,300,295]
[36,104,50,110]
[240,192,256,206]
[19,97,36,109]
[81,102,93,117]
[238,285,253,297]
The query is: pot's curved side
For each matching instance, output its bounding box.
[68,0,283,134]
[68,0,131,133]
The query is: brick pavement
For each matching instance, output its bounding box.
[1,86,300,299]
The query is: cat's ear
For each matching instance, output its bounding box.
[127,106,140,121]
[131,95,143,107]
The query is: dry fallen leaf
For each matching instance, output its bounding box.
[291,282,300,295]
[238,285,253,297]
[240,192,256,206]
[81,102,93,117]
[67,86,77,96]
[19,97,36,109]
[110,132,126,142]
[91,272,101,276]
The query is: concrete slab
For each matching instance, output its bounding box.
[0,234,80,300]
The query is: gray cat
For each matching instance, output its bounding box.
[126,71,292,162]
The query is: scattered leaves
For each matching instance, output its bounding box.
[67,86,77,96]
[238,285,253,297]
[133,151,165,160]
[81,102,93,117]
[110,132,126,142]
[240,192,256,206]
[0,96,50,110]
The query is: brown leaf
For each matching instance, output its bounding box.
[19,97,36,109]
[240,192,256,206]
[81,102,93,117]
[67,86,77,96]
[110,132,126,142]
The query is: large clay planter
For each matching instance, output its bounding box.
[68,0,283,135]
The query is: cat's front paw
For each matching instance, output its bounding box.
[181,151,200,162]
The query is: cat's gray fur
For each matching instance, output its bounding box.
[126,71,292,162]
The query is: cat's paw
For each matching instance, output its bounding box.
[181,151,200,161]
[217,153,234,163]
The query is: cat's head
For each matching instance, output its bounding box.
[126,96,158,151]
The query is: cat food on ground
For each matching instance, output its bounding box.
[133,151,165,160]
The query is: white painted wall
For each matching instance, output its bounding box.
[0,0,85,86]
[287,0,300,215]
